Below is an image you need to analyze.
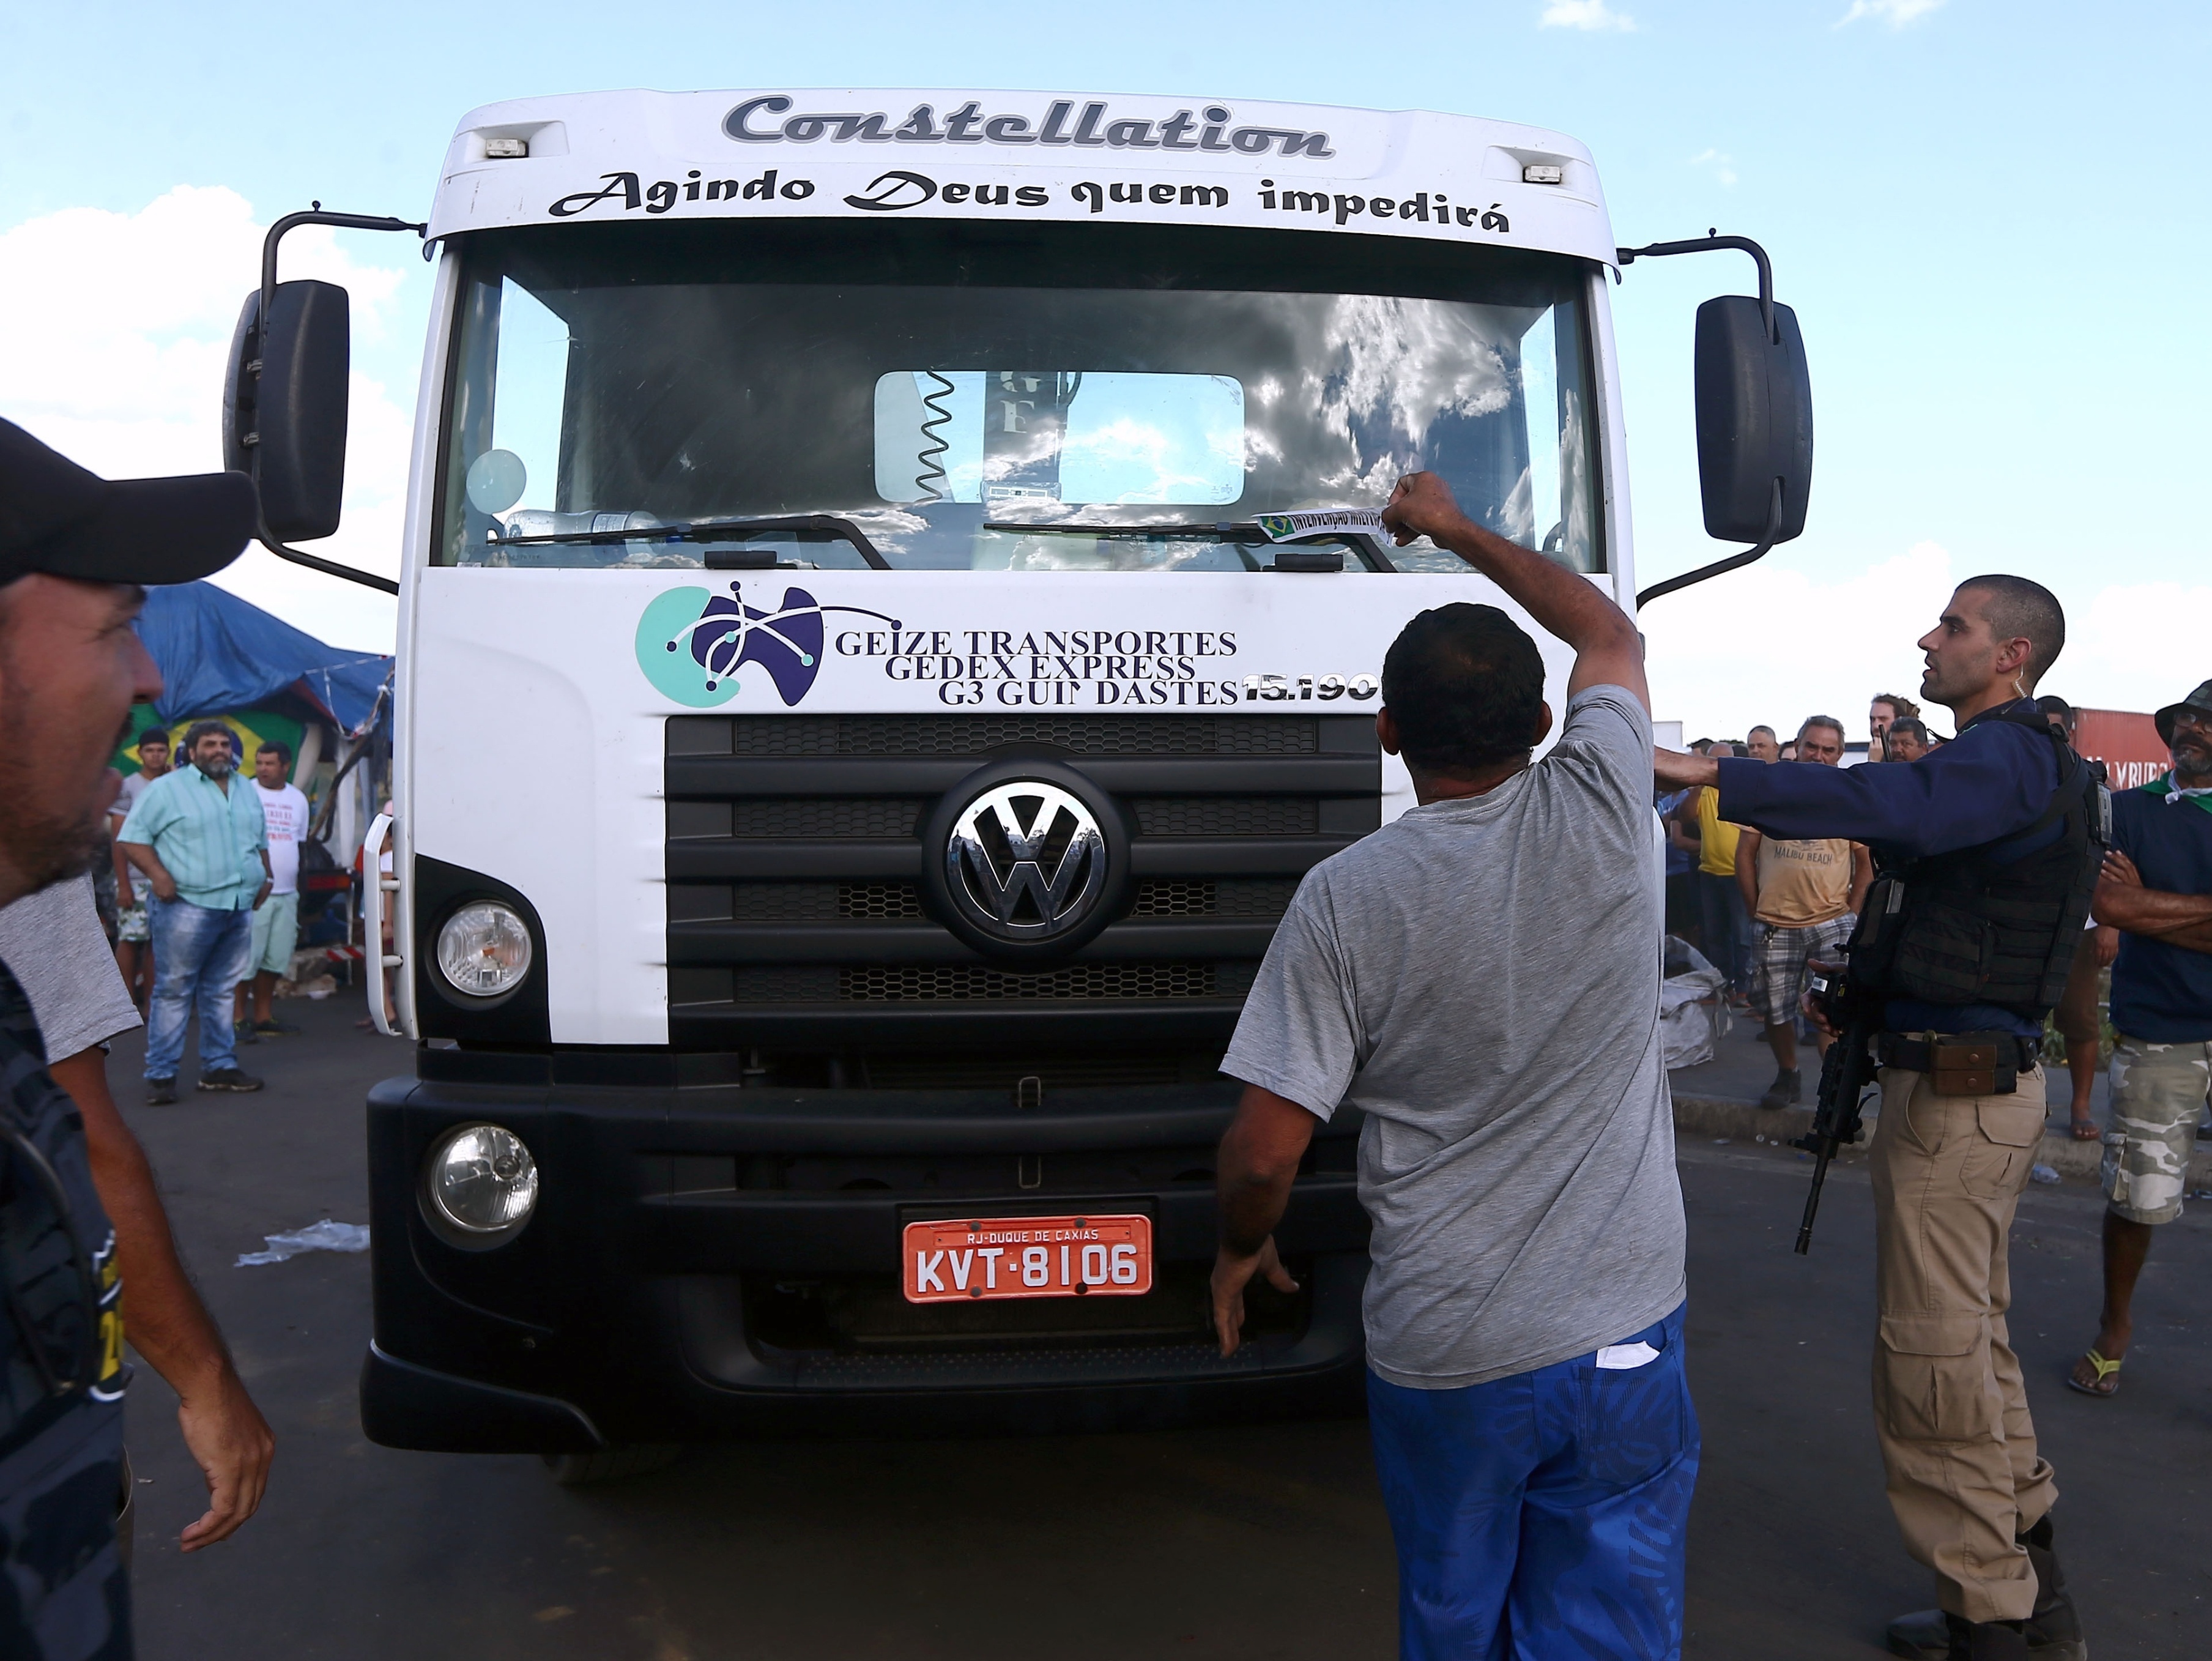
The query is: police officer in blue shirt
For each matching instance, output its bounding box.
[0,418,256,1660]
[1660,576,2098,1661]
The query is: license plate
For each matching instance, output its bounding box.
[902,1214,1153,1304]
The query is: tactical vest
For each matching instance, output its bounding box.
[1849,710,2107,1022]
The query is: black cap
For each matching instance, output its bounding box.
[0,417,258,589]
[2154,680,2212,746]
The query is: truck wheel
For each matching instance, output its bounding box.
[540,1444,681,1487]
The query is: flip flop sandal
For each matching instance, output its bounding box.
[2066,1349,2122,1397]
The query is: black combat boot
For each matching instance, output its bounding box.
[2017,1514,2087,1659]
[1886,1515,2087,1659]
[1945,1616,2028,1660]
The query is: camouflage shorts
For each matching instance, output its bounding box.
[2102,1036,2212,1224]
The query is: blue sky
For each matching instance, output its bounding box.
[4,0,2205,736]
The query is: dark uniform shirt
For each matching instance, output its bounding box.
[1716,699,2064,1038]
[0,960,130,1660]
[2107,784,2212,1044]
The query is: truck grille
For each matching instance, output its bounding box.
[839,962,1243,1002]
[1132,879,1297,918]
[664,713,1376,1050]
[840,882,925,919]
[689,879,1298,925]
[696,962,1256,1003]
[1130,797,1317,838]
[669,799,929,839]
[672,713,1323,757]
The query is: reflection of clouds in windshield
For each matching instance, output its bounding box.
[1060,416,1239,505]
[467,274,1595,571]
[1500,464,1535,545]
[1322,294,1516,458]
[991,535,1248,574]
[1064,417,1174,498]
[1235,294,1537,526]
[1558,388,1592,564]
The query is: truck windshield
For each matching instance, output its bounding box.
[436,221,1603,574]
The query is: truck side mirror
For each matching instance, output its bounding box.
[1693,294,1813,545]
[223,279,351,542]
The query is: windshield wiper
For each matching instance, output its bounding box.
[485,513,890,571]
[981,519,1398,573]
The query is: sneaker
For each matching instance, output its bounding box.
[251,1018,302,1037]
[144,1078,177,1106]
[232,1021,260,1046]
[1759,1067,1803,1110]
[196,1068,264,1093]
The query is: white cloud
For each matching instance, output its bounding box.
[1540,0,1636,32]
[2058,580,2212,717]
[1837,0,1945,27]
[0,187,416,652]
[1641,539,2193,741]
[1690,147,1739,187]
[1641,540,1958,741]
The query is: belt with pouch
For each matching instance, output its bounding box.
[1876,1031,2041,1096]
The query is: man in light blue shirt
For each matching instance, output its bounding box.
[117,719,271,1101]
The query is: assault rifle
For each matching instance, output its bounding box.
[1790,954,1880,1254]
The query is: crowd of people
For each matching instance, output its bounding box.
[1657,694,2131,1121]
[4,414,2209,1661]
[106,719,318,1104]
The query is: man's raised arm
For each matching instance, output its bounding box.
[1381,472,1648,713]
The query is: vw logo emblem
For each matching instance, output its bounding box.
[943,781,1107,943]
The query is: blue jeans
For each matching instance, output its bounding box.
[1367,1304,1699,1660]
[1697,871,1751,991]
[144,897,253,1080]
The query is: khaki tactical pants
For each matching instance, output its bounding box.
[1869,1060,2057,1625]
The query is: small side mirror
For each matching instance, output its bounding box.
[1693,295,1813,545]
[223,280,351,542]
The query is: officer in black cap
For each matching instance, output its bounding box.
[0,417,256,1660]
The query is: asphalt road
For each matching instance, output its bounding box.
[106,996,2212,1660]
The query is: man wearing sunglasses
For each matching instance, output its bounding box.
[0,417,259,1661]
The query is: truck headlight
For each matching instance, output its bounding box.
[436,901,533,997]
[428,1124,538,1235]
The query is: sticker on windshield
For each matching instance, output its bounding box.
[1254,510,1387,543]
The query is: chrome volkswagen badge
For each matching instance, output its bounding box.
[943,781,1108,944]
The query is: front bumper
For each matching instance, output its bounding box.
[362,1068,1368,1449]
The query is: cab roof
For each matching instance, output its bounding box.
[428,88,1615,264]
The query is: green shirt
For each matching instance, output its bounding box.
[116,764,267,910]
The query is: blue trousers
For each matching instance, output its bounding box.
[143,897,251,1080]
[1697,871,1750,990]
[1367,1304,1699,1661]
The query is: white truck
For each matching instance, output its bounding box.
[219,87,1809,1468]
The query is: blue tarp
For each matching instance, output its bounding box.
[133,582,392,735]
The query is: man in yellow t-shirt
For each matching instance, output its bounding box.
[1670,740,1751,1000]
[1737,717,1872,1108]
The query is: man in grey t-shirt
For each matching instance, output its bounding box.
[1212,472,1694,1660]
